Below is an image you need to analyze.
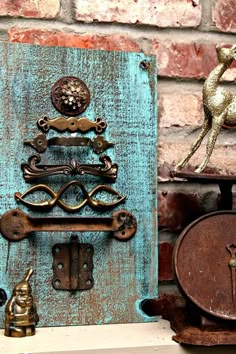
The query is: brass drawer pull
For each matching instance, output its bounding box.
[0,209,137,242]
[15,181,126,211]
[37,115,106,134]
[24,133,114,154]
[22,154,118,182]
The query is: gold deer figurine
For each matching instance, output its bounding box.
[175,44,236,173]
[5,268,39,337]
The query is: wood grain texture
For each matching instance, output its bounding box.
[0,42,157,327]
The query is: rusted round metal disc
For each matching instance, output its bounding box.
[173,211,236,320]
[0,209,29,241]
[51,76,90,116]
[112,210,137,241]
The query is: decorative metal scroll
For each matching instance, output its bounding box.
[21,154,118,182]
[15,181,126,212]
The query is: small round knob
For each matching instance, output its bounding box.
[229,259,236,267]
[0,289,7,306]
[51,77,90,116]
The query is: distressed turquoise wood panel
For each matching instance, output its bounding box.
[0,42,157,327]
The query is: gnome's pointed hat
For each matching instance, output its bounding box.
[14,268,33,293]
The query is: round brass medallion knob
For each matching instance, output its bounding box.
[51,76,90,116]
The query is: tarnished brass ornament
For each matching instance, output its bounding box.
[37,115,107,134]
[15,181,126,212]
[175,45,236,173]
[21,154,118,182]
[51,76,90,116]
[4,269,39,337]
[24,133,114,154]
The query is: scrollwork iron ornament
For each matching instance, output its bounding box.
[21,154,118,182]
[15,181,126,211]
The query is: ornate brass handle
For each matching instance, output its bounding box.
[37,115,107,134]
[24,133,114,154]
[15,181,126,211]
[21,154,118,182]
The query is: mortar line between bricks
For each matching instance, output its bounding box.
[158,284,180,293]
[158,182,220,193]
[59,0,75,24]
[158,76,236,84]
[1,17,236,41]
[159,230,179,240]
[198,0,214,32]
[158,80,236,91]
[158,180,236,193]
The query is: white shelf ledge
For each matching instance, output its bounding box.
[0,320,235,354]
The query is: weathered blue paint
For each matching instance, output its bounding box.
[0,42,157,327]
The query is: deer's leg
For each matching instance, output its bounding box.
[195,116,224,173]
[175,117,211,171]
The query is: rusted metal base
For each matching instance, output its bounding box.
[172,304,236,346]
[173,324,236,346]
[143,295,236,346]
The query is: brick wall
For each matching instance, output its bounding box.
[1,0,236,310]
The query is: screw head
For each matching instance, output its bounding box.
[140,60,150,70]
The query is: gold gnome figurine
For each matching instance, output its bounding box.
[4,268,39,337]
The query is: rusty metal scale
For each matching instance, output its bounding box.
[174,211,236,321]
[144,171,236,345]
[171,172,236,345]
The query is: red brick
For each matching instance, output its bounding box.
[159,93,203,128]
[74,0,201,27]
[8,29,141,52]
[159,142,236,178]
[0,0,60,19]
[158,191,202,232]
[159,242,174,281]
[9,30,236,82]
[152,41,236,81]
[212,0,236,33]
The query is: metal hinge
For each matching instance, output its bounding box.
[52,234,94,291]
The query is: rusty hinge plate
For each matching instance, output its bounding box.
[52,234,94,291]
